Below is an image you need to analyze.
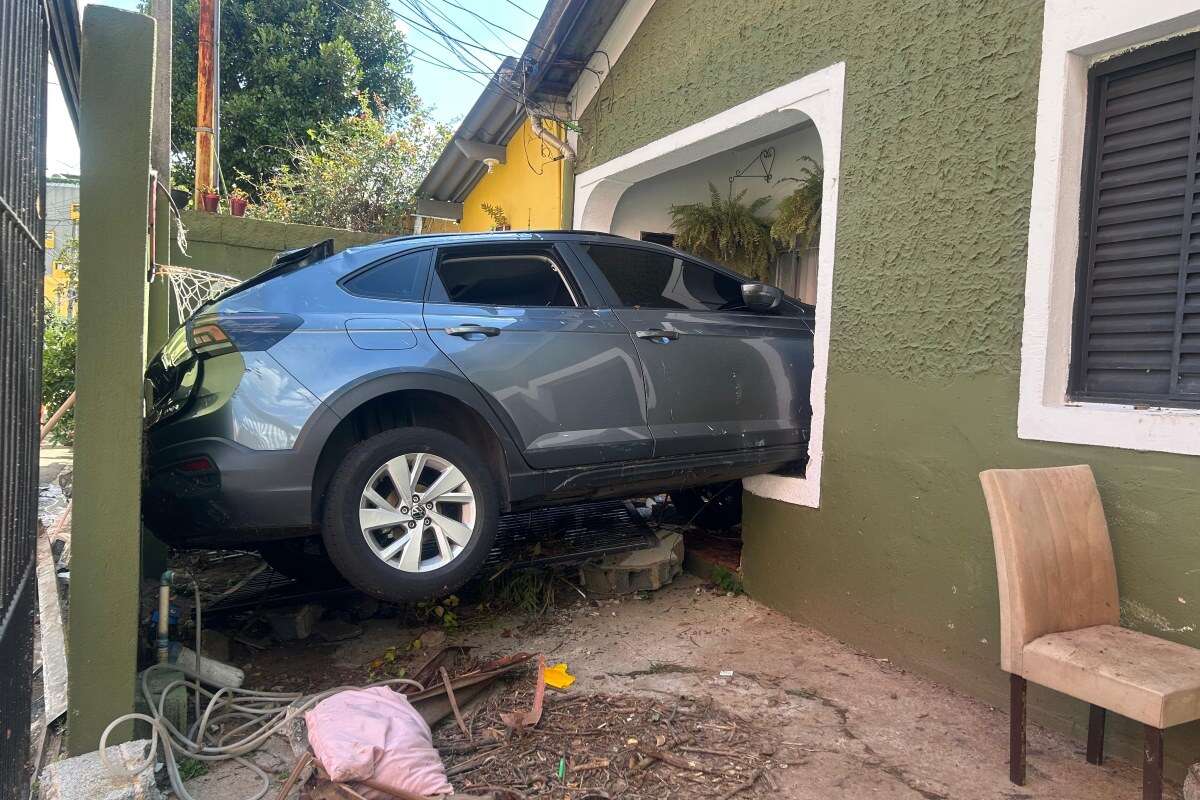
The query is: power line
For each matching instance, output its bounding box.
[501,0,539,21]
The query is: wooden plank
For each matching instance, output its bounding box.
[37,513,69,724]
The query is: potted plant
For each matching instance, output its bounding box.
[480,202,511,231]
[200,185,220,213]
[169,185,191,211]
[771,156,823,251]
[669,183,776,281]
[228,186,249,217]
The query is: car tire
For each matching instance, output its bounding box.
[256,538,346,588]
[321,426,499,602]
[670,481,743,530]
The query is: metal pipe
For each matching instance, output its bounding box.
[39,391,75,442]
[157,570,174,664]
[529,117,576,230]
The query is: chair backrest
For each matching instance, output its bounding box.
[979,465,1119,673]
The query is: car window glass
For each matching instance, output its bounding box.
[582,244,744,311]
[431,254,578,307]
[343,251,427,300]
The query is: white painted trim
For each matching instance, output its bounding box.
[575,63,847,507]
[568,0,657,123]
[1019,1,1200,457]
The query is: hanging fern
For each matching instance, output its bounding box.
[669,183,776,281]
[771,156,823,251]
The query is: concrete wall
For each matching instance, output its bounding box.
[170,211,390,280]
[459,117,566,232]
[610,124,820,240]
[576,0,1200,774]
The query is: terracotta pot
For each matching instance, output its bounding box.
[229,196,248,217]
[201,192,220,213]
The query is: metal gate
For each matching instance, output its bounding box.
[0,0,48,795]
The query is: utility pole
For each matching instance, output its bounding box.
[193,0,218,202]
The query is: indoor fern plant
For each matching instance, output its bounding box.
[771,156,823,250]
[669,183,776,281]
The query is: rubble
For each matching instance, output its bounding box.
[265,602,323,640]
[38,740,162,800]
[579,531,683,595]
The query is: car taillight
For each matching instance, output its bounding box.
[186,312,302,357]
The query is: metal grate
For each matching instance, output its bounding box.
[0,0,48,794]
[206,500,656,614]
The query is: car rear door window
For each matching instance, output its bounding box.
[342,251,428,300]
[430,253,579,307]
[582,244,743,311]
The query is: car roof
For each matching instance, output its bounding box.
[372,229,633,248]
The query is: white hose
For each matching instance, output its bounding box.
[99,585,424,800]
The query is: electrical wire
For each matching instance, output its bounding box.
[500,0,539,21]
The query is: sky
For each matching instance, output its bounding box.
[47,0,548,175]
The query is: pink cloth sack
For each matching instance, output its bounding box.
[305,686,453,798]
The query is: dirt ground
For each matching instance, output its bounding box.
[183,570,1162,800]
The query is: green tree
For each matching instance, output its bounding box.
[171,0,417,191]
[42,305,77,446]
[249,97,451,233]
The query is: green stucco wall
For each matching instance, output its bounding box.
[69,5,155,755]
[170,211,389,280]
[579,0,1200,774]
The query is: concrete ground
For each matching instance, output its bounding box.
[189,573,1158,799]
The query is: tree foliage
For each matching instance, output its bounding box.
[42,305,77,445]
[248,97,451,233]
[670,183,776,281]
[171,0,417,191]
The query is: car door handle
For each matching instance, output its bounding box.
[445,325,500,338]
[635,329,679,342]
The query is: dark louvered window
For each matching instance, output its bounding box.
[1071,35,1200,407]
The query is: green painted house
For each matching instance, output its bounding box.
[559,0,1200,776]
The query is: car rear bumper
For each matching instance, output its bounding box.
[143,436,318,546]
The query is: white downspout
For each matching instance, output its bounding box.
[530,116,577,229]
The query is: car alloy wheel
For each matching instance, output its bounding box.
[358,452,477,573]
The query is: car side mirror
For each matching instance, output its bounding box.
[741,282,783,312]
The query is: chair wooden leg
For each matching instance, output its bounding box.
[1086,705,1106,765]
[1143,725,1163,800]
[1010,674,1027,786]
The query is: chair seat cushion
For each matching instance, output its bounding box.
[1022,624,1200,728]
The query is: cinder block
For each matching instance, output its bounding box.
[579,531,684,595]
[265,603,323,641]
[40,740,163,800]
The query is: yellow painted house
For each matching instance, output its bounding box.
[415,59,571,233]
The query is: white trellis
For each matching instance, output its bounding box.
[156,265,241,319]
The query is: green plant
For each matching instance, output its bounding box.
[670,183,776,281]
[771,156,823,250]
[42,305,77,445]
[249,96,450,233]
[480,202,510,231]
[177,758,208,781]
[710,566,744,595]
[484,568,558,616]
[228,185,249,201]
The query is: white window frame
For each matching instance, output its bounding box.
[1019,1,1200,456]
[573,63,846,507]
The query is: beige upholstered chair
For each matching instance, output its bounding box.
[980,465,1200,800]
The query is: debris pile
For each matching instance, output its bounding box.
[433,682,791,799]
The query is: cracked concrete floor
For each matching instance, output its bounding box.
[195,573,1159,799]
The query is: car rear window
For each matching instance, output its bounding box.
[343,251,428,301]
[430,254,578,307]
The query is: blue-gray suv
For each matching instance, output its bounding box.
[143,231,814,601]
